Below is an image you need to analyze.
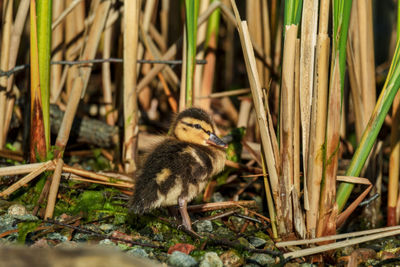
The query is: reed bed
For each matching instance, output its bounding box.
[0,0,399,262]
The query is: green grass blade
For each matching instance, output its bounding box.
[185,0,199,107]
[36,0,52,151]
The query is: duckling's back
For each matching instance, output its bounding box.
[130,138,225,214]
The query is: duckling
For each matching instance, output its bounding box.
[130,108,227,231]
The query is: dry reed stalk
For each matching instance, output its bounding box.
[230,0,281,237]
[157,72,178,113]
[123,0,140,173]
[0,0,13,148]
[3,0,29,145]
[306,35,329,238]
[54,0,111,156]
[62,165,132,185]
[180,30,187,111]
[193,0,210,107]
[65,0,85,99]
[50,0,64,103]
[316,55,341,237]
[283,227,400,259]
[280,24,298,236]
[388,93,400,225]
[261,0,271,87]
[67,176,133,189]
[277,225,400,247]
[199,28,218,111]
[305,0,330,236]
[0,162,50,176]
[102,15,115,126]
[197,88,250,99]
[299,0,318,187]
[44,159,64,219]
[160,0,169,52]
[357,0,376,122]
[139,28,179,93]
[136,1,219,93]
[237,99,252,128]
[247,0,264,86]
[52,0,83,30]
[293,39,305,238]
[0,161,54,197]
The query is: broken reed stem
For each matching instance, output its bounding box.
[0,161,54,197]
[280,24,298,236]
[299,0,318,188]
[389,92,400,225]
[45,159,64,219]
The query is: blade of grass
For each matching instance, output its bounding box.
[184,0,199,107]
[30,0,47,161]
[37,0,52,151]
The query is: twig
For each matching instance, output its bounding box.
[187,200,257,212]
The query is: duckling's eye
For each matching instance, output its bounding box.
[194,124,202,129]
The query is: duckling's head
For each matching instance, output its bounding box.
[170,108,227,148]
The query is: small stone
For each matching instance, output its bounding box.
[199,252,223,267]
[247,253,275,266]
[220,250,244,267]
[47,232,68,242]
[99,223,115,233]
[99,239,117,247]
[7,204,27,216]
[237,237,253,248]
[211,192,225,202]
[194,220,213,233]
[167,251,197,267]
[248,236,267,248]
[127,246,149,258]
[72,233,89,242]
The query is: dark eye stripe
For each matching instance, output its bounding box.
[181,121,211,135]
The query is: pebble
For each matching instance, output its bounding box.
[167,251,197,267]
[127,246,149,258]
[211,192,225,202]
[194,220,213,233]
[199,252,223,267]
[47,232,68,242]
[247,253,275,266]
[220,250,244,267]
[7,204,27,216]
[248,236,267,248]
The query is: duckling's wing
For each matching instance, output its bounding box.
[130,140,213,213]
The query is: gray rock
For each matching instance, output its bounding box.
[194,220,213,233]
[167,251,197,267]
[47,232,68,242]
[98,239,117,248]
[127,246,149,258]
[248,236,267,248]
[199,252,223,267]
[248,253,275,266]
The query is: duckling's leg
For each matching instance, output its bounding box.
[178,196,192,231]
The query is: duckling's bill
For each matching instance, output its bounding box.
[206,133,228,148]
